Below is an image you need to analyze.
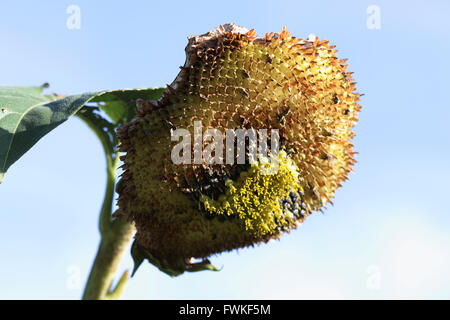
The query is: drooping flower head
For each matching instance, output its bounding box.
[116,24,361,276]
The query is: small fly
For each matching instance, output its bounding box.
[278,107,291,126]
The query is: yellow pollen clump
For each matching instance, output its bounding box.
[201,151,302,237]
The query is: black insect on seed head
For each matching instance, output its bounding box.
[324,130,335,137]
[332,94,339,104]
[242,70,250,78]
[286,146,299,156]
[239,116,249,126]
[278,107,290,126]
[267,55,273,64]
[165,119,177,131]
[343,109,350,115]
[239,88,249,98]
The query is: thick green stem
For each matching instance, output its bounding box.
[77,112,135,300]
[82,218,135,300]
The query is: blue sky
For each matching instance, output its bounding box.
[1,0,450,299]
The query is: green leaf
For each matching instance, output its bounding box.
[185,259,221,273]
[130,240,149,277]
[0,87,99,182]
[92,87,165,124]
[130,240,220,278]
[0,86,165,182]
